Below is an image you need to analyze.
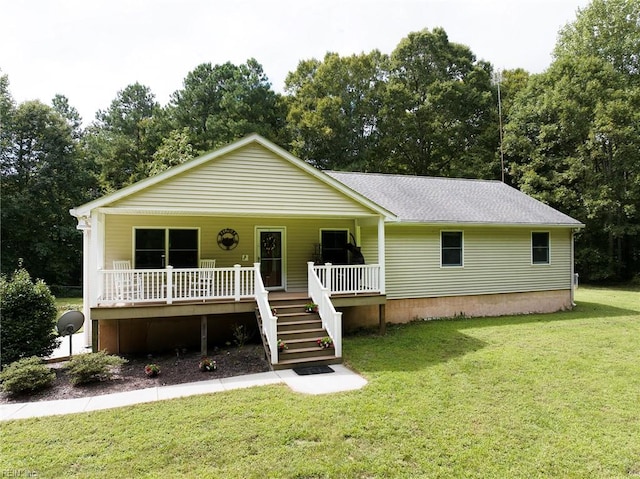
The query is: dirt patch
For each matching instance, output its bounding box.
[0,344,270,404]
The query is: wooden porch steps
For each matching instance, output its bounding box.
[255,297,341,371]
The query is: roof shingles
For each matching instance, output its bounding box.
[326,172,582,226]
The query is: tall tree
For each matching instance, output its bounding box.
[168,59,285,153]
[381,28,499,178]
[285,51,389,171]
[52,94,83,140]
[85,83,162,191]
[554,0,640,81]
[509,0,640,281]
[1,97,93,285]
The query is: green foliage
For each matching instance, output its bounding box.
[0,356,55,394]
[504,0,640,281]
[86,82,163,191]
[382,28,499,178]
[555,0,640,80]
[167,59,285,154]
[285,28,500,178]
[0,95,94,285]
[285,51,389,171]
[66,351,127,385]
[0,268,59,367]
[231,323,252,348]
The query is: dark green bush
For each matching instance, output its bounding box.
[0,268,60,368]
[0,356,56,395]
[66,351,127,385]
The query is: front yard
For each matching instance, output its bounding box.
[2,286,639,478]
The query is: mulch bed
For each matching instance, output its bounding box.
[0,344,270,404]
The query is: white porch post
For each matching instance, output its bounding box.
[378,216,386,294]
[76,216,92,348]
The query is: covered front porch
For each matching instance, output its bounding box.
[70,134,395,369]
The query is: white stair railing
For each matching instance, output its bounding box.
[254,263,278,364]
[307,262,342,357]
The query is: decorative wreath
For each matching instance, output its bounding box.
[262,233,277,255]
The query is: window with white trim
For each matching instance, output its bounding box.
[532,232,550,264]
[441,231,463,267]
[134,228,198,268]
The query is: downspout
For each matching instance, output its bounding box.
[570,229,576,307]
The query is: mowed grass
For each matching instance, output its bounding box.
[2,286,639,478]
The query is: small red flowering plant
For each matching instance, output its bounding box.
[317,336,333,349]
[144,363,160,377]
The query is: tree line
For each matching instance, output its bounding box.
[1,0,638,287]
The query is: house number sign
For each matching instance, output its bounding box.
[217,228,239,250]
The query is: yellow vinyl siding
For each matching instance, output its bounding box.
[111,144,373,217]
[104,215,355,291]
[384,225,571,299]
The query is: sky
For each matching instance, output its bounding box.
[1,0,590,125]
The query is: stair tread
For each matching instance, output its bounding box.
[278,318,322,326]
[280,346,333,354]
[278,327,325,334]
[283,337,326,344]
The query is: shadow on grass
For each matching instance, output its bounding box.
[346,322,488,373]
[346,299,637,373]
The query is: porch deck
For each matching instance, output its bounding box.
[90,291,385,321]
[89,263,385,368]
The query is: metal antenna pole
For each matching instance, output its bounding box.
[496,70,505,183]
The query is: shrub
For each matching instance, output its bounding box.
[0,356,56,395]
[66,351,127,385]
[231,323,252,348]
[0,268,60,368]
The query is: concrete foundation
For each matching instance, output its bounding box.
[341,289,573,331]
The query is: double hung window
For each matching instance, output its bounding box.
[532,232,550,264]
[441,231,463,267]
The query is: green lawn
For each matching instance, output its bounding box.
[2,286,639,478]
[55,297,83,314]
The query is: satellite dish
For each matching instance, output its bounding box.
[57,310,84,336]
[57,311,85,358]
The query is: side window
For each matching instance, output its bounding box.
[532,232,550,264]
[441,231,463,267]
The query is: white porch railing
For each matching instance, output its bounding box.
[97,265,256,305]
[312,263,381,295]
[253,263,278,364]
[308,262,342,358]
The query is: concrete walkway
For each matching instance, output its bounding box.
[0,365,367,421]
[48,332,91,362]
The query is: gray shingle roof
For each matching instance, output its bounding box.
[326,171,583,226]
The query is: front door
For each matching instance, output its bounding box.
[256,228,285,290]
